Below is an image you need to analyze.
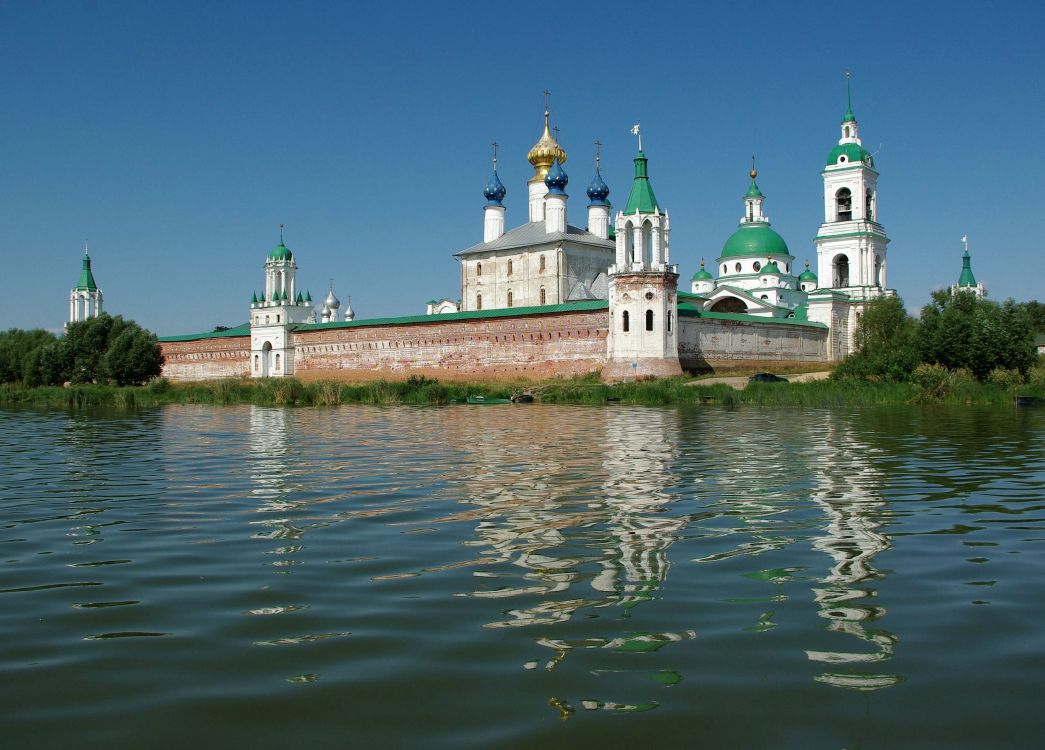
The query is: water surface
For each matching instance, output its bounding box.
[1,403,1043,748]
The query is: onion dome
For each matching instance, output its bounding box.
[527,109,567,183]
[587,166,610,205]
[691,259,714,281]
[761,257,781,274]
[798,261,818,283]
[324,286,340,311]
[269,241,293,261]
[483,169,506,205]
[544,157,568,194]
[720,223,789,259]
[342,297,355,321]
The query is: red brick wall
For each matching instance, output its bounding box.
[161,337,251,381]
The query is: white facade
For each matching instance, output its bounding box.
[250,239,322,378]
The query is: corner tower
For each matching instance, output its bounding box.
[604,129,682,381]
[249,226,315,378]
[815,72,890,299]
[69,243,103,324]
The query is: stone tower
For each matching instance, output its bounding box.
[69,244,103,325]
[604,133,682,381]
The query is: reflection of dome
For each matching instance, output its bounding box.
[483,170,506,205]
[720,223,789,259]
[527,109,567,182]
[544,158,568,194]
[586,167,610,205]
[269,242,293,261]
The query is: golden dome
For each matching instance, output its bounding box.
[526,109,567,183]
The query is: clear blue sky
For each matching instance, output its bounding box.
[2,0,1042,335]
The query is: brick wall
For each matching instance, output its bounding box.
[161,336,251,380]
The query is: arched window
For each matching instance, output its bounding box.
[507,260,513,276]
[874,255,882,286]
[540,287,546,305]
[476,294,482,310]
[275,353,281,371]
[760,294,769,301]
[835,188,852,221]
[642,220,653,266]
[833,255,850,287]
[667,311,672,333]
[710,298,747,314]
[265,315,270,324]
[735,262,742,273]
[723,264,727,274]
[645,309,654,331]
[254,355,259,370]
[507,291,513,307]
[624,221,635,266]
[539,255,546,272]
[753,261,761,272]
[844,125,850,138]
[477,262,482,277]
[622,310,630,332]
[866,189,874,220]
[276,315,280,323]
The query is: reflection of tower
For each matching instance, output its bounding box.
[804,415,899,691]
[247,406,304,546]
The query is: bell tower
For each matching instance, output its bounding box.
[815,71,890,299]
[604,127,682,381]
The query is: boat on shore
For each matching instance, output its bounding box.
[465,394,534,405]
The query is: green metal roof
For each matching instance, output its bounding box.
[676,307,827,329]
[269,242,293,261]
[298,299,608,331]
[74,254,98,291]
[745,179,763,198]
[826,142,873,167]
[957,250,977,287]
[761,260,781,274]
[159,322,251,342]
[623,151,660,215]
[798,267,818,282]
[691,262,714,281]
[720,223,790,259]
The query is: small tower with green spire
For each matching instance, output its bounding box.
[605,124,682,382]
[952,235,984,299]
[69,243,103,325]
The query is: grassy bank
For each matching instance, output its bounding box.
[0,373,1031,409]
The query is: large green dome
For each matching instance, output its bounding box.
[826,142,873,167]
[269,242,293,261]
[719,222,789,259]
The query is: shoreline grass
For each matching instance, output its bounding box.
[0,373,1032,410]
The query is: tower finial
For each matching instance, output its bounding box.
[279,223,285,243]
[83,239,88,256]
[594,140,602,169]
[543,89,551,120]
[630,122,642,152]
[553,125,559,143]
[750,154,757,179]
[492,141,498,170]
[843,68,855,122]
[961,234,969,254]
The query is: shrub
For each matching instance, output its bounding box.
[987,367,1024,391]
[912,363,950,397]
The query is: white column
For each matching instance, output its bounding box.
[633,225,644,270]
[484,204,505,242]
[528,182,545,223]
[544,194,567,233]
[588,205,610,240]
[651,225,662,268]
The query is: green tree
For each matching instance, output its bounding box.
[1020,300,1045,333]
[102,326,165,386]
[918,291,1035,379]
[22,341,70,387]
[833,296,920,381]
[0,328,57,383]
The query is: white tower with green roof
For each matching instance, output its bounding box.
[815,73,890,297]
[951,236,984,299]
[604,131,682,381]
[249,227,315,377]
[69,245,103,324]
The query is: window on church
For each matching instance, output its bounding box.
[540,287,546,305]
[645,310,654,331]
[866,189,874,220]
[539,255,546,272]
[507,291,513,307]
[507,260,513,276]
[833,255,850,287]
[667,311,672,333]
[476,294,482,310]
[275,353,281,371]
[477,262,482,277]
[753,261,761,272]
[622,310,630,332]
[254,355,259,370]
[735,262,742,273]
[276,315,280,323]
[844,125,850,138]
[265,315,270,324]
[835,188,852,221]
[723,264,727,274]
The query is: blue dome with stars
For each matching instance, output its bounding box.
[483,170,506,205]
[586,167,610,205]
[544,158,568,195]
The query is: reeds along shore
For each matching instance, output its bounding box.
[0,374,1030,409]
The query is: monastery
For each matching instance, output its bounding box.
[150,84,906,382]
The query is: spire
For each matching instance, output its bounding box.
[75,246,98,291]
[586,140,610,206]
[843,68,856,123]
[746,155,763,198]
[623,139,659,215]
[742,162,767,223]
[958,236,978,287]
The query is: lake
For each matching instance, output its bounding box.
[1,403,1043,748]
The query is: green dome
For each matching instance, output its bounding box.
[691,260,714,281]
[269,242,293,261]
[798,268,818,282]
[719,223,789,259]
[826,142,873,167]
[761,260,781,274]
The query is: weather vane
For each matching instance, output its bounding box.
[630,122,642,151]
